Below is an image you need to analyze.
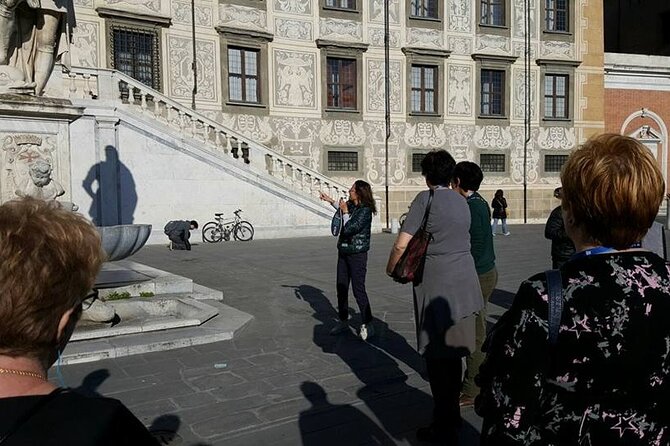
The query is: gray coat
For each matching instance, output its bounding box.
[402,188,484,358]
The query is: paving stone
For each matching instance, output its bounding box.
[263,371,312,389]
[58,226,565,445]
[187,372,246,391]
[171,391,218,409]
[209,380,273,401]
[190,411,262,438]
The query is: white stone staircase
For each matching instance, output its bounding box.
[60,67,354,233]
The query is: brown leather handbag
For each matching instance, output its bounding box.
[391,189,434,285]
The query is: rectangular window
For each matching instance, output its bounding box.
[327,57,357,109]
[544,74,568,119]
[410,0,438,19]
[412,152,427,173]
[111,27,160,89]
[325,0,356,9]
[228,47,259,103]
[481,0,505,26]
[410,65,437,113]
[481,69,505,117]
[328,151,358,171]
[546,0,568,32]
[544,154,569,173]
[480,153,506,172]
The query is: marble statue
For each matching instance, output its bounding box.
[14,158,78,210]
[15,158,64,199]
[0,0,74,95]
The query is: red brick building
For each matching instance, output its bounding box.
[605,53,670,192]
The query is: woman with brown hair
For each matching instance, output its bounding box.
[320,180,377,340]
[0,198,158,445]
[477,134,670,445]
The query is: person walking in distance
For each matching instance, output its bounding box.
[544,187,575,269]
[491,189,510,236]
[319,180,377,340]
[451,161,498,407]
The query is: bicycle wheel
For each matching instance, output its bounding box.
[233,221,254,241]
[202,222,223,243]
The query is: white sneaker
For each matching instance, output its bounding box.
[329,320,349,335]
[359,323,374,341]
[504,232,511,236]
[492,232,497,236]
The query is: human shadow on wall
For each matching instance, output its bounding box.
[298,381,394,446]
[290,284,433,445]
[82,145,137,226]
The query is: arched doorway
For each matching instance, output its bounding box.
[621,108,668,191]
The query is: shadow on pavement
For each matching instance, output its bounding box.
[298,382,394,445]
[73,371,209,446]
[289,284,478,445]
[72,368,110,397]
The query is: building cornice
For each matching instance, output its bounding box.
[471,53,518,64]
[215,26,274,42]
[96,7,172,26]
[401,47,451,58]
[535,59,582,68]
[315,39,369,52]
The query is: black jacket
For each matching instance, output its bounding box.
[544,205,575,264]
[491,197,507,219]
[337,203,372,254]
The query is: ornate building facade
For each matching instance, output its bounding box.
[67,0,605,221]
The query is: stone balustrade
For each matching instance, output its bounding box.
[65,67,349,202]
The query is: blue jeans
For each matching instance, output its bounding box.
[491,218,508,234]
[336,251,372,324]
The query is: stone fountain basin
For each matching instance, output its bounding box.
[98,224,152,262]
[72,296,219,341]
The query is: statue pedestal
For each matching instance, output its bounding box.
[0,95,83,205]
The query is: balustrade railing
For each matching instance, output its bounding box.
[64,67,349,202]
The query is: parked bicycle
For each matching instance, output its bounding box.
[202,209,254,242]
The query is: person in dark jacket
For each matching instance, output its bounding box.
[491,189,510,236]
[164,220,198,250]
[452,161,498,406]
[319,180,377,340]
[544,187,575,268]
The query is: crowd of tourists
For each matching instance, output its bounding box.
[0,133,669,445]
[324,133,670,445]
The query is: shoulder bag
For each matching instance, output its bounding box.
[391,189,434,285]
[545,269,563,345]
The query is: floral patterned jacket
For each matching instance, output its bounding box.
[476,251,670,445]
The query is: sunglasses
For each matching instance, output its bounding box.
[81,289,99,311]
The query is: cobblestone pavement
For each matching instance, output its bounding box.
[62,224,553,445]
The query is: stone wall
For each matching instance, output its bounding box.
[64,0,605,224]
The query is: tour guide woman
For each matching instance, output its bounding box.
[386,150,483,443]
[320,180,377,341]
[477,134,670,444]
[0,198,158,445]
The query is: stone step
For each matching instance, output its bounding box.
[98,260,194,297]
[71,296,221,342]
[62,300,253,365]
